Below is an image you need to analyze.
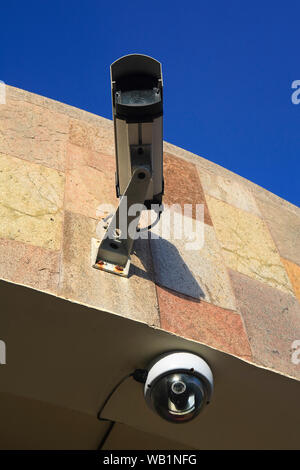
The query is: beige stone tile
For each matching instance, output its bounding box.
[252,183,300,218]
[69,119,115,156]
[59,211,159,326]
[0,154,64,251]
[206,196,294,295]
[65,143,117,219]
[0,99,69,171]
[150,211,236,310]
[230,269,300,379]
[198,169,261,216]
[256,197,300,266]
[0,239,60,294]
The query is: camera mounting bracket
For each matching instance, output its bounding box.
[93,165,152,277]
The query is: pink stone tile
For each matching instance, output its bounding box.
[229,269,300,379]
[157,286,252,359]
[65,142,115,173]
[163,153,212,224]
[69,119,115,156]
[7,85,114,128]
[0,99,68,171]
[0,239,60,294]
[65,143,117,219]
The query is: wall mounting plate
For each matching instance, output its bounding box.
[91,237,130,277]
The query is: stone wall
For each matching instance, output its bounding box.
[1,85,300,380]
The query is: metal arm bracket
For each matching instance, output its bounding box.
[92,166,152,277]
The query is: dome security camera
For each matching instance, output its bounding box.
[144,352,213,423]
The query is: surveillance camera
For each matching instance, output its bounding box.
[111,53,164,208]
[94,54,164,276]
[144,352,213,423]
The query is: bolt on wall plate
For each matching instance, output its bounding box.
[91,238,130,277]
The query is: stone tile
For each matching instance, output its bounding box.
[69,119,115,156]
[7,85,114,128]
[164,141,252,188]
[66,142,115,174]
[0,99,68,171]
[65,143,117,219]
[157,286,252,359]
[6,85,45,107]
[229,269,300,379]
[164,141,300,219]
[206,196,294,295]
[0,154,64,251]
[281,258,300,303]
[59,211,159,326]
[252,181,300,218]
[198,169,261,216]
[149,210,236,310]
[256,198,300,266]
[0,239,59,294]
[163,153,212,224]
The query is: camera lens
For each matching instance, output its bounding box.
[171,381,186,395]
[149,372,206,423]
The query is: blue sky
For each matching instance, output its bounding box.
[1,1,299,206]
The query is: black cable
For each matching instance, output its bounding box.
[96,369,148,450]
[136,209,162,232]
[97,372,134,422]
[97,373,133,450]
[97,421,115,450]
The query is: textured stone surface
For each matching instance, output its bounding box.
[7,85,114,127]
[0,239,59,293]
[65,143,117,219]
[157,286,252,359]
[164,140,300,219]
[164,141,254,189]
[198,169,261,216]
[229,270,300,379]
[0,154,64,251]
[59,211,160,326]
[252,181,300,218]
[1,85,299,378]
[164,153,212,224]
[0,99,68,171]
[282,258,300,303]
[206,196,294,295]
[150,212,236,309]
[257,198,300,267]
[69,119,115,156]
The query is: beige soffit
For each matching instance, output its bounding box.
[0,279,299,450]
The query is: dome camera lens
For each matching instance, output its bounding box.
[171,381,186,395]
[150,372,206,423]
